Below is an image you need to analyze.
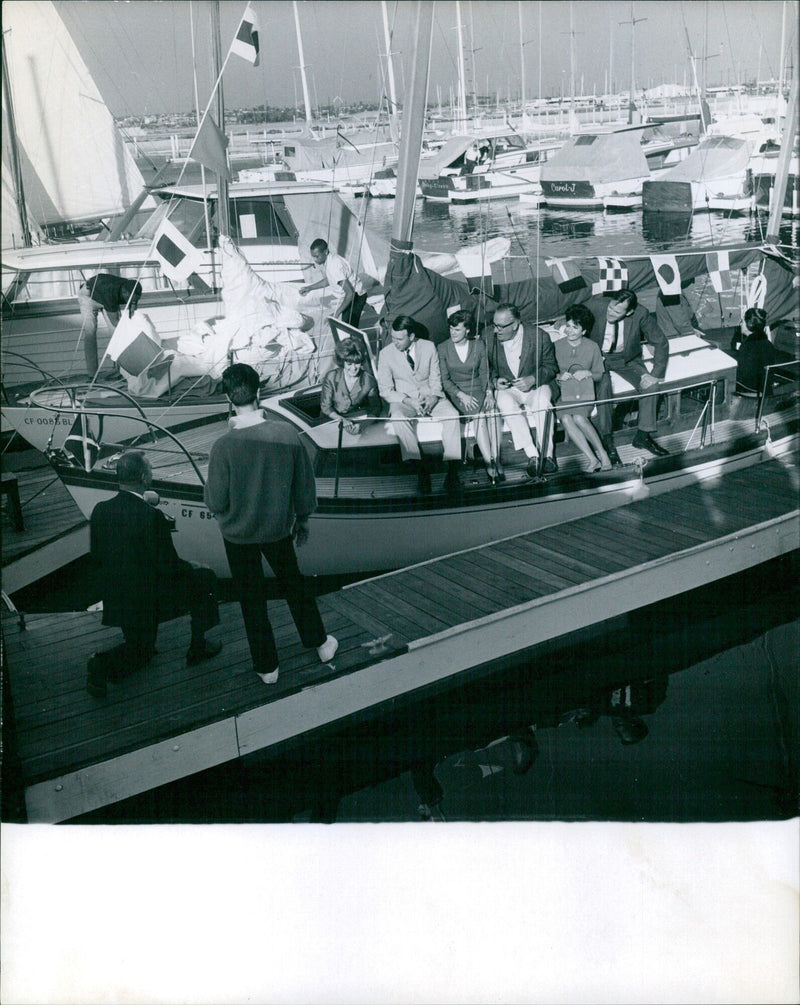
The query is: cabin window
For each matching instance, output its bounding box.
[575,135,597,146]
[229,198,297,245]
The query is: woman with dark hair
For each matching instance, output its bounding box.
[732,307,785,394]
[320,337,381,435]
[554,303,611,472]
[438,310,504,483]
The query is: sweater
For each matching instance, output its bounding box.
[204,416,317,544]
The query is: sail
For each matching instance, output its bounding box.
[1,1,153,244]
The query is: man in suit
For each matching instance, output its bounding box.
[87,451,221,697]
[483,303,559,478]
[586,289,670,463]
[377,314,463,495]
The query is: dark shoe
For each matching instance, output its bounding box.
[186,638,223,667]
[632,431,669,457]
[611,715,649,745]
[602,436,623,467]
[416,463,432,496]
[525,456,540,479]
[541,457,558,475]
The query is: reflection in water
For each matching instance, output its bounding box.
[641,210,693,244]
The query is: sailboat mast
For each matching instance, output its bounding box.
[392,1,434,245]
[210,1,229,237]
[766,64,799,241]
[1,28,32,247]
[455,1,468,129]
[293,0,314,128]
[518,1,526,113]
[381,0,399,144]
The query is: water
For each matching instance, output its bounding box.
[43,554,795,825]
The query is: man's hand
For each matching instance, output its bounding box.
[640,373,660,389]
[513,375,536,392]
[418,394,438,415]
[293,519,310,547]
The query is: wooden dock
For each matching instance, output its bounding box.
[3,453,798,822]
[1,447,88,593]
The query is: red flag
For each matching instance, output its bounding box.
[188,115,230,180]
[231,4,260,65]
[546,257,586,293]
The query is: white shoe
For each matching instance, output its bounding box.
[316,635,338,663]
[257,668,279,684]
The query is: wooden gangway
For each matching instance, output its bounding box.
[1,447,88,593]
[3,452,798,823]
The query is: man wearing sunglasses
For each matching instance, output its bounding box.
[484,303,559,478]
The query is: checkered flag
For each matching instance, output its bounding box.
[706,250,732,293]
[592,257,628,295]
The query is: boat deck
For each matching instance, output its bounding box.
[4,453,798,822]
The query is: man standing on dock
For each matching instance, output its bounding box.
[87,451,222,698]
[77,273,142,378]
[204,363,338,685]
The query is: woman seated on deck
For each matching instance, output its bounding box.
[731,307,791,396]
[319,337,382,435]
[438,309,504,484]
[553,304,612,473]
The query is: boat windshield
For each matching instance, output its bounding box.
[2,263,167,305]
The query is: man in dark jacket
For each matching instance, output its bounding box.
[585,289,670,463]
[77,274,142,377]
[87,450,221,697]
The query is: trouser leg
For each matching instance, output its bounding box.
[607,357,657,433]
[495,387,536,456]
[594,371,613,437]
[185,565,220,642]
[388,401,421,460]
[224,539,279,673]
[431,398,462,462]
[78,291,101,375]
[261,537,327,649]
[526,385,553,457]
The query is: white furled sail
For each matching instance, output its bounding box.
[1,0,153,246]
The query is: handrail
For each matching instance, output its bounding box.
[755,358,800,431]
[26,383,208,485]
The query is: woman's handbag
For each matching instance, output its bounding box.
[559,371,595,403]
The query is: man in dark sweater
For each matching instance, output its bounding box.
[204,364,337,685]
[77,273,142,377]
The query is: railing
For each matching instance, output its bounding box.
[754,359,800,432]
[27,382,208,485]
[328,375,727,498]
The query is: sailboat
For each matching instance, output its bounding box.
[35,2,800,580]
[1,3,389,451]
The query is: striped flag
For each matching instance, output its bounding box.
[650,254,682,303]
[188,114,230,180]
[152,218,201,283]
[231,4,260,66]
[546,257,586,293]
[706,250,732,293]
[592,257,628,295]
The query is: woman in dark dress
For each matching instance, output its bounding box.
[437,310,504,483]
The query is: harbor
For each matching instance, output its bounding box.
[2,1,799,1002]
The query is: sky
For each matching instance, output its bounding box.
[15,1,799,117]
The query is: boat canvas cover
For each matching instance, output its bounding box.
[654,136,751,183]
[282,135,397,174]
[1,1,154,240]
[418,136,475,180]
[540,131,649,184]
